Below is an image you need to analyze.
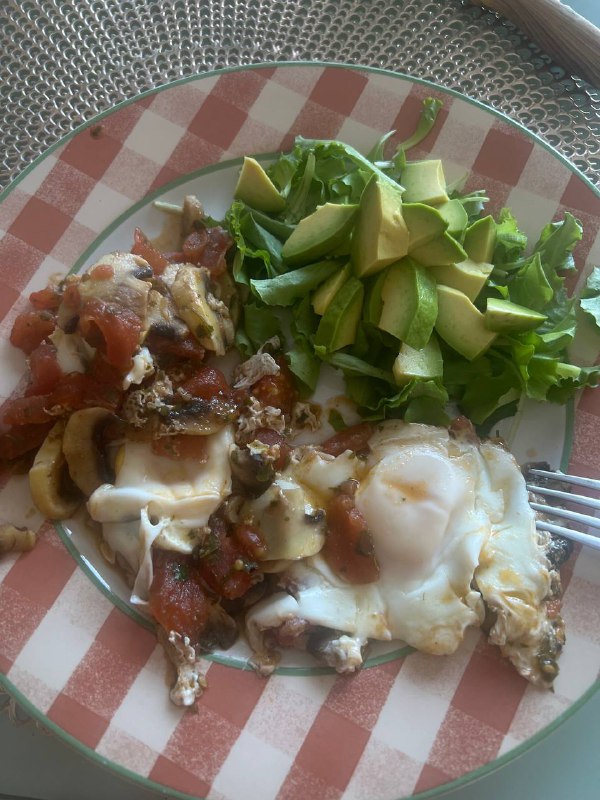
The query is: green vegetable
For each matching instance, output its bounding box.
[398,98,443,152]
[251,259,342,306]
[580,267,600,327]
[328,409,348,431]
[223,103,598,429]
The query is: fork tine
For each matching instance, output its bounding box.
[526,484,600,511]
[536,520,600,551]
[530,502,600,530]
[528,469,600,492]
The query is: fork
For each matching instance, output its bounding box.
[526,469,600,551]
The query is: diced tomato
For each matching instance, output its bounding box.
[0,421,53,460]
[48,373,86,410]
[251,355,297,416]
[89,263,115,281]
[197,517,261,600]
[322,493,379,585]
[151,434,210,461]
[29,285,62,311]
[62,283,81,311]
[320,422,373,457]
[131,228,170,276]
[2,395,53,426]
[180,366,231,401]
[182,228,208,263]
[27,343,63,396]
[250,428,291,471]
[10,310,56,355]
[149,551,210,641]
[79,298,142,373]
[145,331,206,368]
[193,226,232,277]
[233,522,268,560]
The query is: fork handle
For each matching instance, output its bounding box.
[474,0,600,87]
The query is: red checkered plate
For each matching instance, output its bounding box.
[1,63,600,800]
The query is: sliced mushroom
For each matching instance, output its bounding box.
[170,265,234,356]
[63,407,115,496]
[239,477,326,561]
[29,421,81,520]
[78,252,151,321]
[182,195,204,238]
[0,524,37,556]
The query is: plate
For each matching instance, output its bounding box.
[1,62,600,800]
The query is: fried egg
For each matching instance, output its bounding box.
[246,421,557,685]
[88,425,234,603]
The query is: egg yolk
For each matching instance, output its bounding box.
[355,446,469,575]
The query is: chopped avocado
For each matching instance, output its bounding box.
[282,203,358,266]
[484,298,547,332]
[352,176,409,278]
[314,277,364,351]
[312,262,352,315]
[463,215,496,263]
[410,231,467,267]
[435,285,497,360]
[403,203,448,251]
[393,334,443,385]
[401,159,449,205]
[433,258,494,301]
[363,267,389,325]
[234,157,286,213]
[436,199,468,240]
[378,258,438,350]
[170,265,234,356]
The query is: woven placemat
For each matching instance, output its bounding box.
[1,0,599,192]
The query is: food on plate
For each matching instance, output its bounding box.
[0,524,37,556]
[245,419,568,688]
[1,99,596,705]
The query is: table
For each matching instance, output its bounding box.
[1,2,599,799]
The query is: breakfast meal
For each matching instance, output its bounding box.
[1,99,597,706]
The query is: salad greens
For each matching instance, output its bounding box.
[224,99,600,431]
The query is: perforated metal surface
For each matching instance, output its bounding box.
[1,0,599,191]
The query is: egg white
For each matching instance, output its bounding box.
[246,420,552,678]
[88,424,234,603]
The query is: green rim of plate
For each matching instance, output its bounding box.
[1,60,598,800]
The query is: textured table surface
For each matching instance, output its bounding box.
[1,2,599,800]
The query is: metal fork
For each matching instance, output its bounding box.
[527,469,600,551]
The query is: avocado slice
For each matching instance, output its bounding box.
[314,277,364,352]
[352,176,409,278]
[378,258,438,350]
[410,231,467,267]
[403,203,448,251]
[435,285,497,360]
[463,215,496,263]
[401,160,449,205]
[282,203,358,266]
[484,298,547,333]
[363,267,389,326]
[433,258,494,301]
[436,199,468,240]
[234,157,286,214]
[312,262,351,315]
[393,334,443,386]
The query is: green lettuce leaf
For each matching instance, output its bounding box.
[251,259,342,307]
[493,208,528,266]
[579,266,600,329]
[236,302,282,355]
[227,201,285,284]
[286,337,321,394]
